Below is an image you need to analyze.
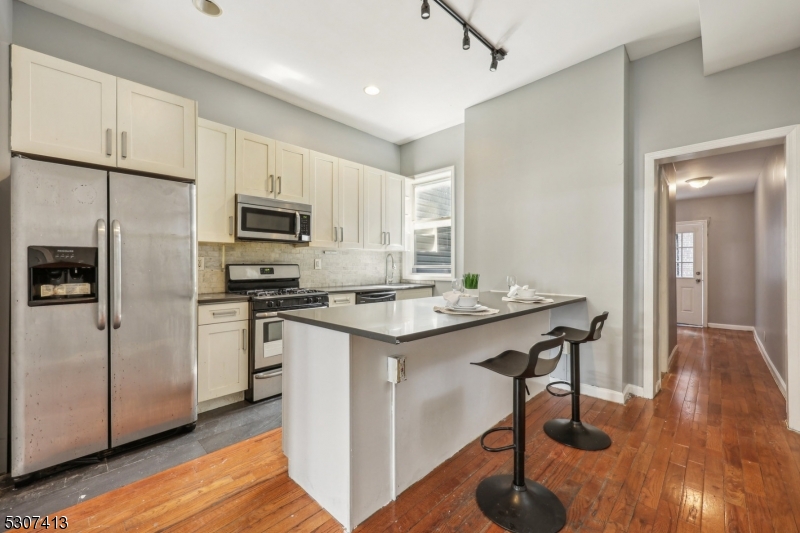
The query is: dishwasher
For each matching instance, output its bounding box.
[355,291,397,304]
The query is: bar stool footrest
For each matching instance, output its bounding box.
[480,426,515,452]
[546,381,573,397]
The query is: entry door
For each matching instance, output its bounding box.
[676,221,705,326]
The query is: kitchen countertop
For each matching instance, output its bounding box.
[311,283,435,293]
[278,292,585,344]
[198,293,250,304]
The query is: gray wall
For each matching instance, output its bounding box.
[11,1,400,173]
[629,38,800,386]
[465,47,628,392]
[0,0,11,475]
[676,193,756,327]
[755,147,787,381]
[399,124,464,296]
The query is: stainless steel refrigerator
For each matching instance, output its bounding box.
[10,158,197,478]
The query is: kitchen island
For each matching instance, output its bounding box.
[278,292,586,532]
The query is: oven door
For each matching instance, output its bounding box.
[238,202,300,242]
[254,314,283,371]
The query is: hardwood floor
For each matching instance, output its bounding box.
[52,327,800,532]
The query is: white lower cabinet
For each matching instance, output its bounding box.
[198,314,249,403]
[328,293,356,307]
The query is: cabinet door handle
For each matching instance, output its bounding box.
[334,297,351,303]
[277,176,282,194]
[243,329,248,351]
[106,129,113,156]
[333,226,338,242]
[387,232,391,245]
[339,227,343,242]
[121,131,128,159]
[229,216,234,235]
[269,175,274,193]
[212,310,238,317]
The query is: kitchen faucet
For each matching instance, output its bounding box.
[386,254,396,284]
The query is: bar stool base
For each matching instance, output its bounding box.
[476,475,566,533]
[544,419,611,451]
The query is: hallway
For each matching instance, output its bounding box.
[51,327,800,532]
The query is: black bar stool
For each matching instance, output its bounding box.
[470,333,567,533]
[543,312,611,451]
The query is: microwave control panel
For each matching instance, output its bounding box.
[299,214,311,242]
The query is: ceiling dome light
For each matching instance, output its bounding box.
[421,0,431,19]
[364,86,380,96]
[462,25,471,50]
[193,0,222,17]
[687,177,713,189]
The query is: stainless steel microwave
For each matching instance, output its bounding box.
[236,195,312,243]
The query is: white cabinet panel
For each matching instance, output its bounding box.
[11,45,117,166]
[328,293,356,307]
[197,119,236,243]
[236,129,275,198]
[364,166,386,250]
[310,151,339,248]
[198,302,249,326]
[198,320,249,402]
[339,159,364,250]
[385,173,404,251]
[116,78,196,180]
[276,142,310,204]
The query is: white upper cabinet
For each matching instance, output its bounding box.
[275,142,310,204]
[11,45,117,167]
[385,173,404,251]
[197,119,236,243]
[338,159,364,250]
[309,151,339,248]
[364,166,386,250]
[235,129,276,198]
[116,79,197,180]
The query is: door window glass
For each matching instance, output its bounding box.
[676,232,694,278]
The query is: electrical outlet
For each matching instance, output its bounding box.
[314,259,322,270]
[197,257,205,270]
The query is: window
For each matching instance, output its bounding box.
[404,168,455,279]
[676,232,694,278]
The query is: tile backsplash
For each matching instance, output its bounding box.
[198,242,403,294]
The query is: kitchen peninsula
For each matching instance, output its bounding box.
[278,292,586,531]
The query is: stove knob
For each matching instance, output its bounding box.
[314,296,322,303]
[276,300,284,307]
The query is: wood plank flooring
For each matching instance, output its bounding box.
[50,327,800,532]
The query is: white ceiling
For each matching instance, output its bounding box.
[20,0,702,144]
[699,0,800,75]
[673,146,778,200]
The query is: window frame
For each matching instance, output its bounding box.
[403,167,455,281]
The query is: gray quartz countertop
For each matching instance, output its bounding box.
[278,292,585,344]
[198,293,250,304]
[310,283,435,293]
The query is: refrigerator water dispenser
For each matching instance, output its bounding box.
[28,245,98,306]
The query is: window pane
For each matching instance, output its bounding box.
[681,263,694,278]
[412,226,452,274]
[414,180,451,220]
[682,232,693,246]
[681,247,693,262]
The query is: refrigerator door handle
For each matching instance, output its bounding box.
[112,220,122,329]
[97,219,107,330]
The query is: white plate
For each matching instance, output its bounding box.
[510,296,545,302]
[449,303,481,310]
[445,305,488,313]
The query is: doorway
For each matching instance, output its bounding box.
[643,125,800,432]
[675,220,706,327]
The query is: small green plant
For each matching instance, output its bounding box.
[463,273,480,290]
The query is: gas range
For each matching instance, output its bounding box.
[225,264,329,312]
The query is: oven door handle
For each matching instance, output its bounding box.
[254,369,283,379]
[255,312,279,319]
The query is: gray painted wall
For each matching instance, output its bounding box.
[676,193,756,327]
[11,1,400,173]
[399,124,464,296]
[465,47,627,392]
[755,147,787,381]
[0,0,11,475]
[629,38,800,386]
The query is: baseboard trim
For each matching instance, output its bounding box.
[752,331,787,399]
[549,377,624,405]
[708,323,755,332]
[623,384,645,402]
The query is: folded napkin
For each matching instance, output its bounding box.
[442,290,462,306]
[434,306,500,316]
[502,296,555,304]
[507,284,530,298]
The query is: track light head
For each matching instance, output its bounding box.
[490,51,499,72]
[462,25,471,50]
[421,0,430,19]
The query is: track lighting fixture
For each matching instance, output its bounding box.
[421,0,430,20]
[418,0,507,71]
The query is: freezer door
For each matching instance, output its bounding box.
[109,173,197,447]
[10,159,109,477]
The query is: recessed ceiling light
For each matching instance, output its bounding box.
[193,0,222,17]
[687,177,713,189]
[364,86,380,96]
